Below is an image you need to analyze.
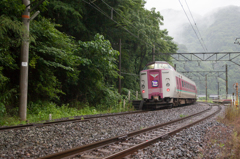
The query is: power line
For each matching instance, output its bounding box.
[82,0,148,45]
[101,0,139,31]
[178,0,207,52]
[81,0,173,62]
[184,0,208,52]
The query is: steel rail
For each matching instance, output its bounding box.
[39,104,213,159]
[0,110,148,131]
[104,105,221,159]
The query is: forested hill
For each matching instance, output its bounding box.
[0,0,177,116]
[171,6,240,96]
[178,6,240,52]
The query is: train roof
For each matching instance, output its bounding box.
[145,61,169,66]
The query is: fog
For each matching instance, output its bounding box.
[144,0,240,52]
[145,0,240,16]
[159,8,216,43]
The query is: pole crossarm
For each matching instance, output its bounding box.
[180,71,225,73]
[180,71,226,81]
[156,52,240,66]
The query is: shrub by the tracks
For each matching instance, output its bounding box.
[200,106,240,159]
[0,100,134,126]
[219,106,240,158]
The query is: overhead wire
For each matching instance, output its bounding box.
[101,0,139,31]
[81,0,172,63]
[178,0,207,52]
[82,0,150,46]
[184,0,208,52]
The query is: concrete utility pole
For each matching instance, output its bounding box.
[118,39,121,95]
[19,0,30,121]
[205,75,207,101]
[226,64,228,99]
[236,83,238,108]
[218,81,219,100]
[152,45,155,62]
[19,0,42,121]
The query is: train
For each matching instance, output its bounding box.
[139,61,197,109]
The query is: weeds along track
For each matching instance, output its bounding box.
[0,110,149,131]
[39,103,221,159]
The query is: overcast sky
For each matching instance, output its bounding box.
[145,0,240,16]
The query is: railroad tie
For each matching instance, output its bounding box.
[98,149,111,154]
[136,137,148,142]
[81,155,100,159]
[121,142,134,146]
[109,145,122,149]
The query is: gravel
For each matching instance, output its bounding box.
[0,104,213,158]
[131,105,230,159]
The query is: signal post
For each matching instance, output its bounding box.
[233,83,239,109]
[236,83,238,108]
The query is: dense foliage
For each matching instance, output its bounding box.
[0,0,177,118]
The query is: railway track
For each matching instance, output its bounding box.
[39,103,221,159]
[0,110,148,131]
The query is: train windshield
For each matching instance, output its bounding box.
[143,63,173,70]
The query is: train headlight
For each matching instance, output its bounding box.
[167,88,170,92]
[166,83,170,87]
[141,80,145,85]
[142,85,145,89]
[165,78,170,82]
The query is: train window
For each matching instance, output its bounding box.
[143,64,154,70]
[155,64,173,69]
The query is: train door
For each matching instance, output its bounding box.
[176,76,180,96]
[178,77,181,97]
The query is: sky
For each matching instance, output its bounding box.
[144,0,240,16]
[144,0,240,42]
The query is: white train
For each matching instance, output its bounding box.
[140,61,197,109]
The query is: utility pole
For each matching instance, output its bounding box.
[152,45,155,62]
[19,0,42,121]
[226,64,228,99]
[118,39,121,95]
[218,81,219,100]
[236,83,238,108]
[205,75,207,101]
[19,0,30,121]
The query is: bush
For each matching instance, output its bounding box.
[0,103,6,117]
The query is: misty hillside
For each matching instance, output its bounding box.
[162,6,240,96]
[177,6,240,52]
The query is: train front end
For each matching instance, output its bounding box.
[140,61,175,103]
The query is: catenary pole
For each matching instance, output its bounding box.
[205,74,207,101]
[226,64,228,99]
[152,45,155,62]
[19,0,30,121]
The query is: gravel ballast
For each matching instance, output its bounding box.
[131,105,230,159]
[0,104,214,158]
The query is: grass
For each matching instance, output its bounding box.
[218,106,240,159]
[179,114,186,118]
[0,101,135,126]
[200,105,240,159]
[197,99,213,103]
